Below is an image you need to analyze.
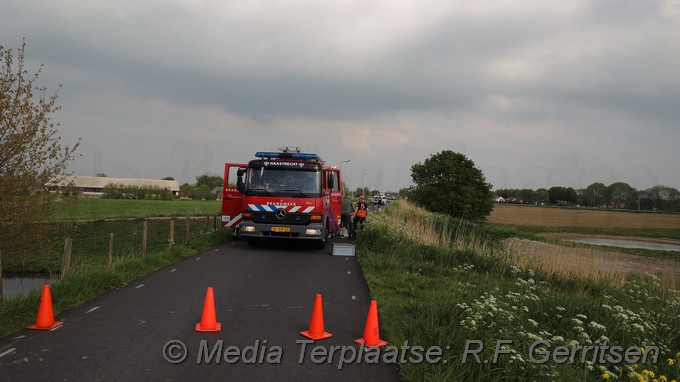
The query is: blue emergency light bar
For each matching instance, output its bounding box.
[255,152,321,161]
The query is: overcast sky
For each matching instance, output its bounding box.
[3,0,679,191]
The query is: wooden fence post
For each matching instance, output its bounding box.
[61,238,73,281]
[213,214,217,230]
[169,219,175,248]
[108,233,114,268]
[141,220,148,257]
[204,214,209,232]
[185,216,190,245]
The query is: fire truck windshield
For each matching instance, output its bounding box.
[245,166,321,197]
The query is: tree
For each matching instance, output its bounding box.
[180,183,194,198]
[582,182,607,207]
[642,185,680,212]
[193,184,214,200]
[195,173,223,190]
[398,187,412,199]
[606,182,637,209]
[548,186,577,205]
[95,173,107,177]
[1,40,80,300]
[409,151,493,221]
[162,176,175,181]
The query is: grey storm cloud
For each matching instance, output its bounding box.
[2,0,679,190]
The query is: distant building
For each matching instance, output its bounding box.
[46,175,180,197]
[211,187,223,201]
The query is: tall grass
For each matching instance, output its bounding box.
[357,201,680,381]
[504,238,680,289]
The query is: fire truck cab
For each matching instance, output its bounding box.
[221,148,343,249]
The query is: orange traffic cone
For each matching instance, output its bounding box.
[300,294,332,340]
[195,287,222,332]
[354,300,387,347]
[27,284,63,331]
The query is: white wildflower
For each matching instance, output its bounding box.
[631,323,644,331]
[588,321,606,331]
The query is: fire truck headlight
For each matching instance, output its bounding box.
[306,229,321,236]
[241,226,256,233]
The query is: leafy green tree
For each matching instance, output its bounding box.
[641,185,680,212]
[548,186,577,205]
[193,184,214,200]
[409,151,493,221]
[606,182,637,209]
[195,174,223,190]
[582,182,607,207]
[0,40,80,300]
[398,187,412,199]
[180,183,194,198]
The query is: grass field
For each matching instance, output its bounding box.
[53,198,222,220]
[487,203,680,229]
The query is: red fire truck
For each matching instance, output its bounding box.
[221,148,343,248]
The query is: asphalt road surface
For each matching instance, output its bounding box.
[0,239,402,381]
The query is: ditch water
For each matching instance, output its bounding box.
[566,238,680,252]
[2,275,58,299]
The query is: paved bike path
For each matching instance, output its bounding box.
[0,240,401,381]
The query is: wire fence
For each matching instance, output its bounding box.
[3,215,223,275]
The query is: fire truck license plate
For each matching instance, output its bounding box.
[271,226,291,233]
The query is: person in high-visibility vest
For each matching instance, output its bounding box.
[353,195,369,233]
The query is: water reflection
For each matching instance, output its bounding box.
[2,275,58,299]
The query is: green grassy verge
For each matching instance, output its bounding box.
[0,228,229,337]
[357,204,680,381]
[53,198,222,220]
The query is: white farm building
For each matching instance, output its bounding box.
[47,175,180,197]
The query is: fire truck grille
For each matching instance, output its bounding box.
[252,212,311,225]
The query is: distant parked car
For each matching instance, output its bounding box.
[372,195,388,206]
